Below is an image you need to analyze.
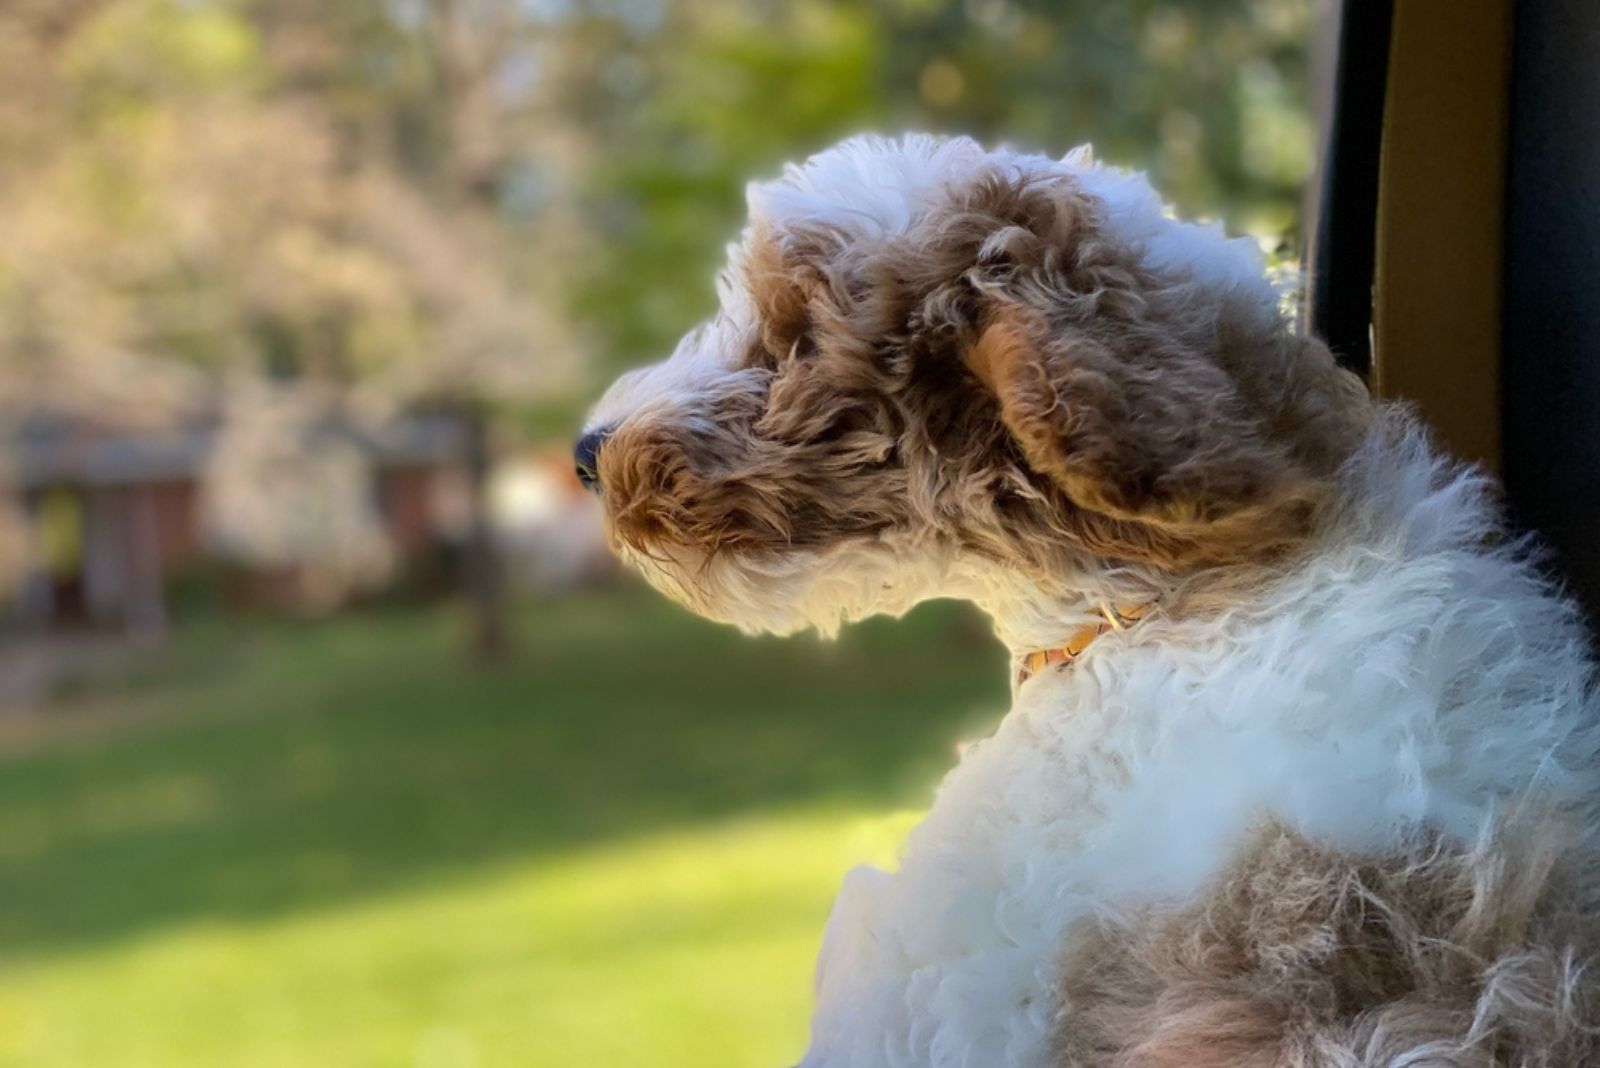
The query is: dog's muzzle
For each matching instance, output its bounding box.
[573,426,612,492]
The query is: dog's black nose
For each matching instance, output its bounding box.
[573,426,612,492]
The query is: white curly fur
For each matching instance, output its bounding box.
[801,419,1598,1068]
[585,136,1600,1068]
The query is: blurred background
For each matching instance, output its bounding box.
[0,1,1320,1065]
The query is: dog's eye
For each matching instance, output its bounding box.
[745,339,779,371]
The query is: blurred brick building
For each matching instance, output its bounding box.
[4,411,468,632]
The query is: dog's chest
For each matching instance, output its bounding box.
[801,633,1477,1068]
[803,660,1274,1068]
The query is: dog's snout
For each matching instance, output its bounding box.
[574,426,612,492]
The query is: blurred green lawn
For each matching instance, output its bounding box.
[0,585,1003,1067]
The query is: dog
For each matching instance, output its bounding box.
[577,135,1600,1067]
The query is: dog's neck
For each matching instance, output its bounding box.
[942,554,1171,657]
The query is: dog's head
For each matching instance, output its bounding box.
[579,135,1369,640]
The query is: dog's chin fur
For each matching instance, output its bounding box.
[615,535,939,638]
[619,535,1119,646]
[583,135,1600,1068]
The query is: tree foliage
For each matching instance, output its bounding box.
[0,0,1316,414]
[0,0,579,415]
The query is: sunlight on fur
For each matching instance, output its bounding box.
[581,135,1600,1068]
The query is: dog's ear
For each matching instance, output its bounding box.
[905,170,1372,568]
[744,224,819,362]
[962,302,1335,567]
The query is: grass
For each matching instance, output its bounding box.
[0,584,1005,1067]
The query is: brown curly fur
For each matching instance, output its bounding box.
[1055,820,1600,1068]
[599,165,1370,573]
[593,152,1600,1064]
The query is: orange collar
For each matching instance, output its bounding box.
[1016,602,1152,686]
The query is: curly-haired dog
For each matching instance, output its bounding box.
[577,135,1600,1068]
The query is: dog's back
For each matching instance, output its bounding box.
[1059,817,1600,1068]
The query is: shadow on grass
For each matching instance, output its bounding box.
[0,583,1006,961]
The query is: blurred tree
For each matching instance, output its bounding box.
[0,0,586,652]
[0,0,583,399]
[0,0,1314,422]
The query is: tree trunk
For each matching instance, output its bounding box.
[462,405,508,662]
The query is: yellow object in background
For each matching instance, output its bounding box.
[37,490,83,580]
